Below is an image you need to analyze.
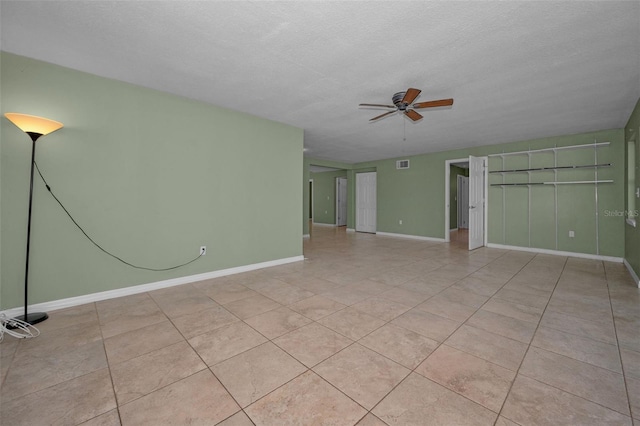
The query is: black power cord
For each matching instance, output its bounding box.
[33,161,203,271]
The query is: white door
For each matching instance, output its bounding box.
[336,177,347,226]
[468,156,485,250]
[457,175,469,229]
[356,172,376,233]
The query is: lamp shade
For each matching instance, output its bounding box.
[5,113,63,136]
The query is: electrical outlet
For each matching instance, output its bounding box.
[569,231,575,238]
[200,246,206,256]
[399,219,403,225]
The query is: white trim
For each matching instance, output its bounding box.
[312,222,337,227]
[303,234,310,239]
[486,243,623,263]
[0,255,305,317]
[624,258,640,288]
[444,158,469,243]
[309,178,314,222]
[484,157,489,247]
[376,231,445,243]
[335,176,348,227]
[346,228,355,233]
[450,228,459,232]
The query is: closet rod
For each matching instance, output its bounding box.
[489,163,612,174]
[491,180,614,187]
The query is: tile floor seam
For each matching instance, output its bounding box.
[5,228,637,426]
[285,297,468,420]
[536,319,618,346]
[0,336,21,390]
[234,366,313,422]
[253,368,370,425]
[528,326,622,374]
[96,301,123,426]
[269,321,355,369]
[318,310,389,341]
[372,250,547,419]
[604,261,636,422]
[358,246,539,418]
[544,303,615,327]
[213,409,255,426]
[492,254,568,423]
[516,368,631,418]
[162,311,251,415]
[203,365,246,416]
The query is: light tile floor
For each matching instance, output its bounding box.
[1,226,639,425]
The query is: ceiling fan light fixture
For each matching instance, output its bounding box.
[361,88,453,122]
[392,92,407,110]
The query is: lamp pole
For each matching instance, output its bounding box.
[4,113,63,326]
[20,131,49,325]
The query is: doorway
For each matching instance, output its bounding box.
[309,165,348,227]
[444,157,488,250]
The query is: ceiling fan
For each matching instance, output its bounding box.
[359,88,453,122]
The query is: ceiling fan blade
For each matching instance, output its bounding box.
[370,110,397,121]
[359,103,396,109]
[404,110,423,121]
[413,98,454,109]
[402,88,421,104]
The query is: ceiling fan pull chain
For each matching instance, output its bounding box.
[403,118,406,141]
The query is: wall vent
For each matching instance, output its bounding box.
[396,159,410,169]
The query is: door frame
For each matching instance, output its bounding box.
[335,177,347,226]
[444,158,488,244]
[309,179,314,223]
[457,175,469,229]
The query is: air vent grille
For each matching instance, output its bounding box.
[396,159,410,169]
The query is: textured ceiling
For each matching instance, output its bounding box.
[1,1,639,163]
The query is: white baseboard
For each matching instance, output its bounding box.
[376,231,445,243]
[486,243,623,263]
[623,258,640,288]
[303,234,310,239]
[1,255,305,317]
[346,228,355,233]
[312,222,336,227]
[450,228,459,232]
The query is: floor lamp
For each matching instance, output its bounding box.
[4,113,64,326]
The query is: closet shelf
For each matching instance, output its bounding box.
[488,142,610,157]
[491,180,614,187]
[489,163,611,174]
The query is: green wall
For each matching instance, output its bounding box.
[1,53,303,309]
[353,129,625,257]
[310,170,347,225]
[624,98,640,281]
[449,165,469,230]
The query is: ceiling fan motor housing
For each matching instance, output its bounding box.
[392,92,409,110]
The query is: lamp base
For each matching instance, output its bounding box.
[6,312,49,329]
